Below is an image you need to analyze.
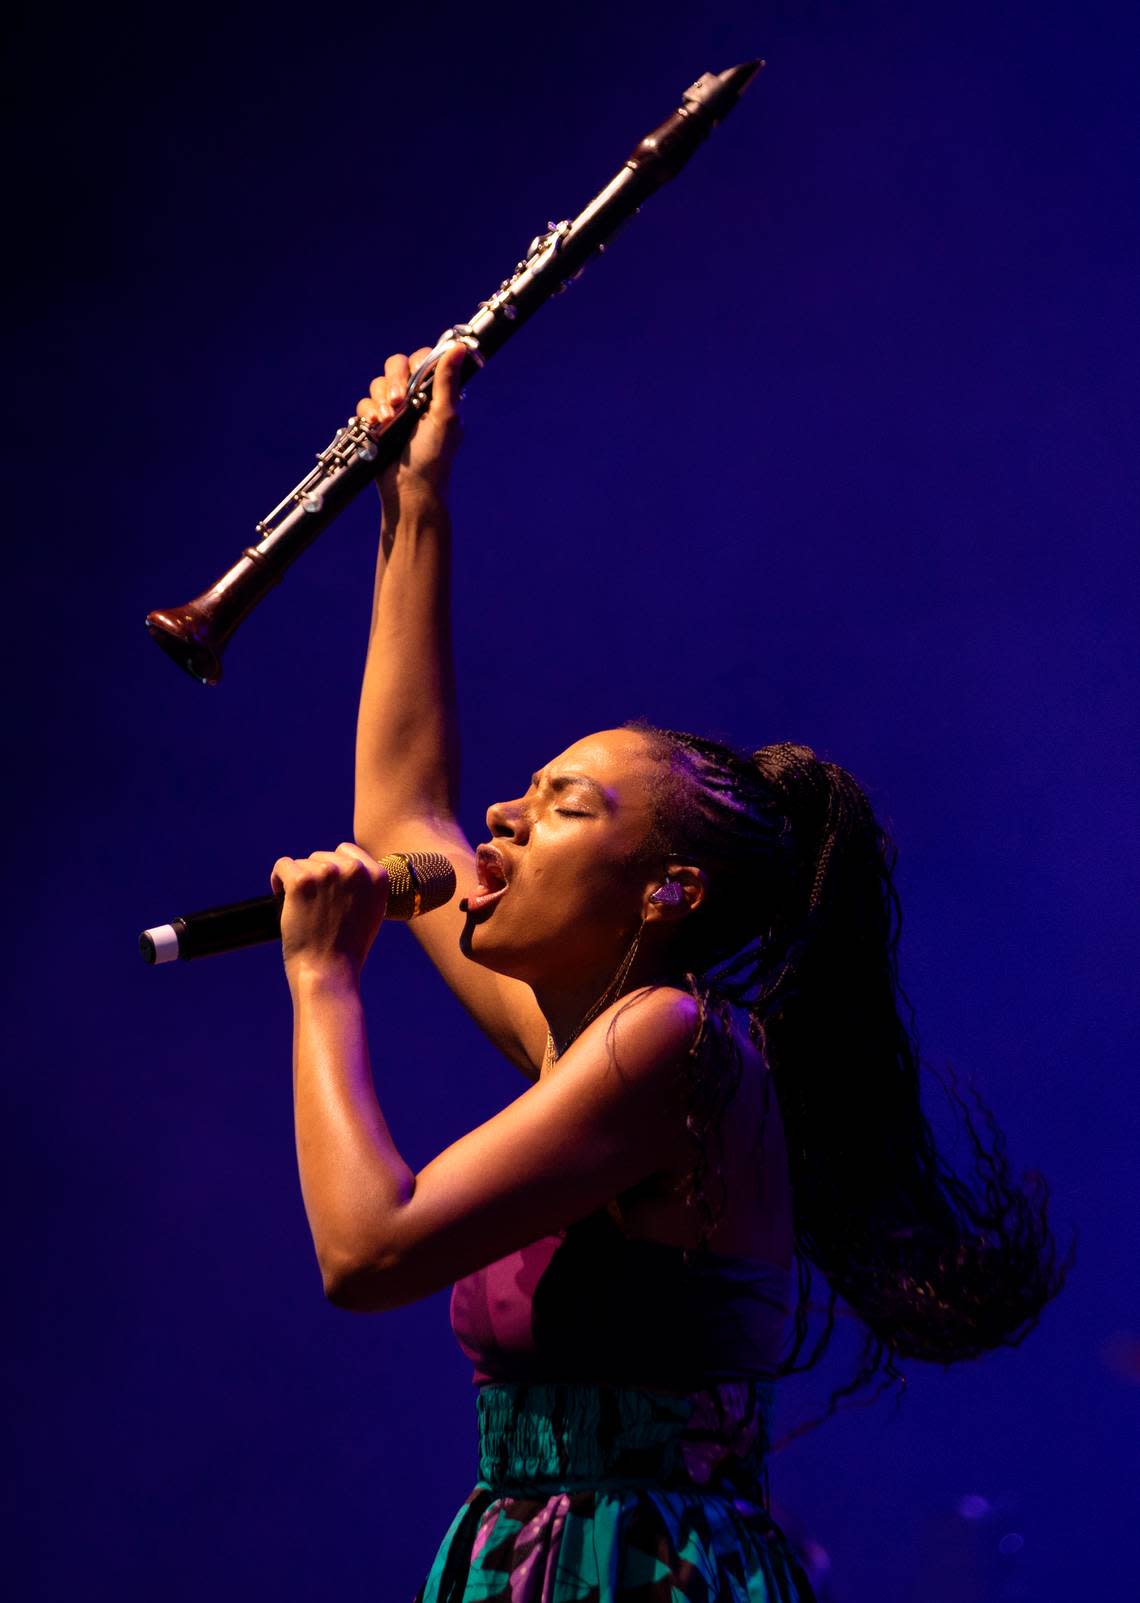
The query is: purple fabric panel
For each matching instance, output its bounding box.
[451,1234,564,1383]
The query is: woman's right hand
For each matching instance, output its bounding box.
[356,343,467,520]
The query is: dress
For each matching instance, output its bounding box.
[414,1207,817,1602]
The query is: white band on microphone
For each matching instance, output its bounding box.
[142,923,181,964]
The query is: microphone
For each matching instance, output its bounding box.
[139,851,456,964]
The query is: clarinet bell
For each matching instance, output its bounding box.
[146,600,225,686]
[146,544,280,685]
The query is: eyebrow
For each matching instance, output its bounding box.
[531,771,616,812]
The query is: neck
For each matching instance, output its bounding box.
[533,930,674,1059]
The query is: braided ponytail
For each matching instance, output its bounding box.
[630,722,1070,1408]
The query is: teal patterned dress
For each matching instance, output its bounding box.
[415,1210,816,1602]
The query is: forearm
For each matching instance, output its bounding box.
[354,497,460,846]
[289,963,414,1291]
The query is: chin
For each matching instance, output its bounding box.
[459,909,549,985]
[459,909,514,971]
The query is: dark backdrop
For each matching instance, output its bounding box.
[6,2,1137,1598]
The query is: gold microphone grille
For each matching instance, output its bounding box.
[378,852,456,921]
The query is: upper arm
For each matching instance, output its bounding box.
[328,986,699,1311]
[359,813,547,1078]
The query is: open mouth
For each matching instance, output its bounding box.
[461,844,511,914]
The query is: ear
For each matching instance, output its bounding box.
[642,865,708,925]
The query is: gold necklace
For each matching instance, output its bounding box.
[542,922,644,1072]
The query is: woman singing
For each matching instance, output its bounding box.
[271,345,1066,1600]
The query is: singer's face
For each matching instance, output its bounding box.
[460,729,663,987]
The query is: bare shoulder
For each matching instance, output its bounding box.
[606,992,795,1263]
[577,983,703,1085]
[544,987,696,1159]
[603,984,758,1089]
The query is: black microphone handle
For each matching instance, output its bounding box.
[139,851,455,964]
[140,893,284,964]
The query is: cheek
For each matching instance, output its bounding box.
[528,842,626,908]
[514,866,593,939]
[492,854,624,948]
[540,853,649,947]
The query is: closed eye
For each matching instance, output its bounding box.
[555,808,592,818]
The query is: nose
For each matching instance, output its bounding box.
[486,795,529,841]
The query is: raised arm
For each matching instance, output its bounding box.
[352,349,546,1076]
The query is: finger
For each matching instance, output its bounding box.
[384,351,412,408]
[335,842,387,885]
[270,855,296,895]
[357,392,386,428]
[335,841,378,870]
[273,851,342,898]
[365,373,396,421]
[430,343,467,420]
[306,846,346,872]
[337,843,390,919]
[392,347,434,409]
[302,847,377,883]
[302,850,349,877]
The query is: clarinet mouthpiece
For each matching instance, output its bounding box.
[723,59,766,95]
[682,60,766,123]
[628,60,765,188]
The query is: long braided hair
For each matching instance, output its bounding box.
[629,722,1070,1417]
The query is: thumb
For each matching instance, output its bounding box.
[429,342,468,420]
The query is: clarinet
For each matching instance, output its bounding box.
[146,61,762,685]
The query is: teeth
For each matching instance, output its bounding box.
[476,849,508,892]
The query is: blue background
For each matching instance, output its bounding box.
[6,2,1138,1598]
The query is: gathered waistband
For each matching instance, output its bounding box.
[476,1378,774,1498]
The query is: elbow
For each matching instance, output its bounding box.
[320,1245,406,1314]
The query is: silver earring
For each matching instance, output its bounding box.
[649,880,685,907]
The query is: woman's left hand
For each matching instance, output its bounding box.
[270,843,389,982]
